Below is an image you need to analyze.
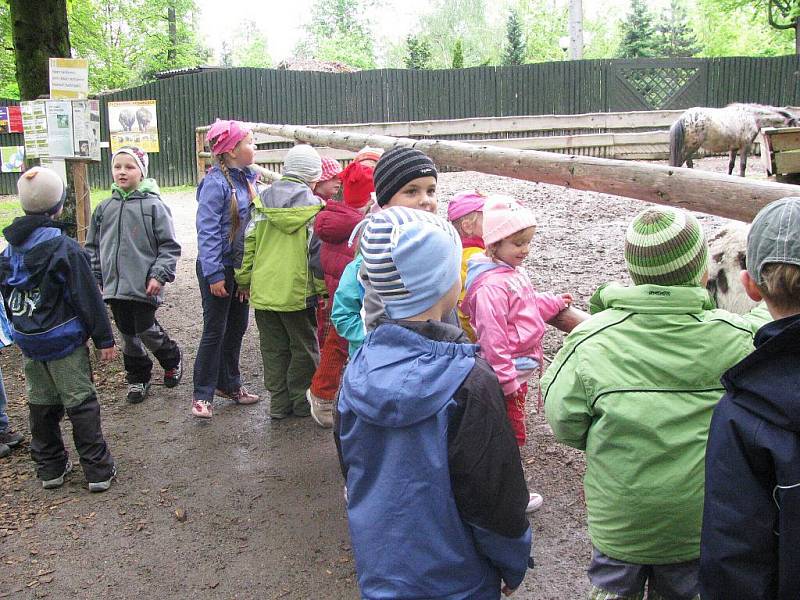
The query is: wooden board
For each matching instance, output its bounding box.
[774,150,800,175]
[761,127,800,152]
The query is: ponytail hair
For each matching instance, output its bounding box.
[217,154,242,243]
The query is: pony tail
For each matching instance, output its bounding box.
[217,155,241,242]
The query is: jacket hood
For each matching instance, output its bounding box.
[111,178,160,199]
[589,282,715,314]
[723,315,800,431]
[3,215,64,247]
[464,254,510,292]
[256,179,322,235]
[2,216,65,288]
[315,201,364,244]
[340,321,476,428]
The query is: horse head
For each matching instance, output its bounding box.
[778,108,799,127]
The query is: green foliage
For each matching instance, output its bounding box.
[502,9,526,65]
[405,35,432,69]
[300,0,377,69]
[692,0,795,55]
[618,0,659,57]
[0,4,19,99]
[512,0,569,63]
[226,20,272,68]
[451,39,464,68]
[654,0,699,57]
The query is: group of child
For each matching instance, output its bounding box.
[0,115,797,599]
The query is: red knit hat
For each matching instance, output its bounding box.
[341,161,375,208]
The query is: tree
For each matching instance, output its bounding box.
[618,0,659,57]
[0,4,18,98]
[228,20,272,68]
[8,0,71,100]
[512,0,569,63]
[655,0,699,56]
[701,0,800,53]
[692,0,794,56]
[405,35,432,69]
[503,9,526,65]
[300,0,377,69]
[452,39,464,68]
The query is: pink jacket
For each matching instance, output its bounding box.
[462,255,566,395]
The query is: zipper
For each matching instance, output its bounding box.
[112,197,124,296]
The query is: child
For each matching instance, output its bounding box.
[330,146,444,355]
[700,197,800,600]
[85,147,182,404]
[542,206,771,600]
[336,206,532,599]
[447,190,486,341]
[462,196,573,447]
[235,144,324,420]
[193,119,261,419]
[306,159,374,427]
[0,168,117,491]
[314,157,342,201]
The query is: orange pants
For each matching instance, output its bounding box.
[505,382,528,446]
[309,326,349,402]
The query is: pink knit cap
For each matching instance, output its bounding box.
[482,195,537,245]
[206,119,251,156]
[447,190,486,222]
[319,157,343,182]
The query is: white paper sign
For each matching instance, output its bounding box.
[49,58,89,100]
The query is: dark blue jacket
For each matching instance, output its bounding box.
[700,314,800,600]
[196,165,257,285]
[0,215,114,361]
[336,320,532,600]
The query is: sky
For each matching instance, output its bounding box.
[194,0,666,65]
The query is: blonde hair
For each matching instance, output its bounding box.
[451,211,480,237]
[757,263,800,312]
[486,226,535,260]
[215,154,256,243]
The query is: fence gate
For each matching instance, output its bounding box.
[606,58,708,112]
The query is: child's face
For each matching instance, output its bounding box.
[228,132,256,167]
[315,177,341,200]
[112,154,143,192]
[491,227,535,268]
[386,176,437,213]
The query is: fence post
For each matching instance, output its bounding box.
[195,129,206,184]
[69,160,91,245]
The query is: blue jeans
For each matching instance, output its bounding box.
[0,364,8,432]
[192,262,250,401]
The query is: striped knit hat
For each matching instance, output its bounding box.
[360,206,462,319]
[625,207,709,287]
[373,147,437,207]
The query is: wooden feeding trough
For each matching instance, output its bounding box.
[760,126,800,183]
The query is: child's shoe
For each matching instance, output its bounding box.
[307,389,333,428]
[526,492,544,513]
[163,356,183,389]
[127,382,151,404]
[0,428,23,448]
[88,465,117,493]
[42,461,73,489]
[215,387,260,405]
[191,399,213,419]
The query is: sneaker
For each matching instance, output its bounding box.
[526,492,544,513]
[216,387,260,405]
[191,399,213,419]
[164,357,183,389]
[0,444,9,458]
[307,389,333,429]
[127,382,151,404]
[88,465,117,493]
[0,429,23,448]
[42,461,73,489]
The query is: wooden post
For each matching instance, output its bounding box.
[196,129,207,184]
[244,123,800,222]
[69,160,91,245]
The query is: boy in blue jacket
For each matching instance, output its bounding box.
[700,196,800,600]
[335,206,532,599]
[0,168,117,492]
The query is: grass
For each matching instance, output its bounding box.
[0,185,195,239]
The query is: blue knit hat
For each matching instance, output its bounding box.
[360,206,462,319]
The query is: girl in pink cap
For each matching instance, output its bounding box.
[192,119,260,418]
[462,195,575,513]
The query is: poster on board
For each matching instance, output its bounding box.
[1,146,25,172]
[45,100,75,158]
[21,101,49,159]
[0,108,8,134]
[8,106,23,133]
[49,58,89,100]
[107,100,159,153]
[72,100,101,161]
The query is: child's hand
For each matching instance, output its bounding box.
[561,293,574,306]
[501,584,516,596]
[146,278,162,296]
[98,347,117,362]
[237,287,250,302]
[210,280,229,298]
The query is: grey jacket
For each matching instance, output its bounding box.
[85,179,181,306]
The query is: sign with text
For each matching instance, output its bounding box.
[49,58,89,100]
[108,100,159,153]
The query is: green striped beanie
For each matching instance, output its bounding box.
[625,207,709,287]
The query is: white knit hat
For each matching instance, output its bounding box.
[283,144,322,184]
[17,167,66,215]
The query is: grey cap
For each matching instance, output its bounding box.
[747,197,800,284]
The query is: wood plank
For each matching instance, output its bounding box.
[760,127,800,151]
[774,150,800,175]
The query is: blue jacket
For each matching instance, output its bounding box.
[196,165,257,284]
[331,254,365,356]
[0,215,115,361]
[700,314,800,600]
[336,320,532,599]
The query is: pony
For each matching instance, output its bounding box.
[669,103,798,177]
[706,222,758,314]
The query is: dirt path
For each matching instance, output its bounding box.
[0,159,737,599]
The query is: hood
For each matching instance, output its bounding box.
[589,282,714,315]
[111,177,161,199]
[315,201,363,244]
[2,216,65,288]
[257,180,323,234]
[3,215,64,247]
[723,315,800,431]
[340,321,476,428]
[464,254,511,291]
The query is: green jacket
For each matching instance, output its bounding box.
[235,181,323,312]
[542,283,770,565]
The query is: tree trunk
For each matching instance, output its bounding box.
[8,0,71,100]
[168,7,177,65]
[795,19,800,55]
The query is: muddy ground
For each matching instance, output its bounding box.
[0,158,742,599]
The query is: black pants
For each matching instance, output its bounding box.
[108,299,180,384]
